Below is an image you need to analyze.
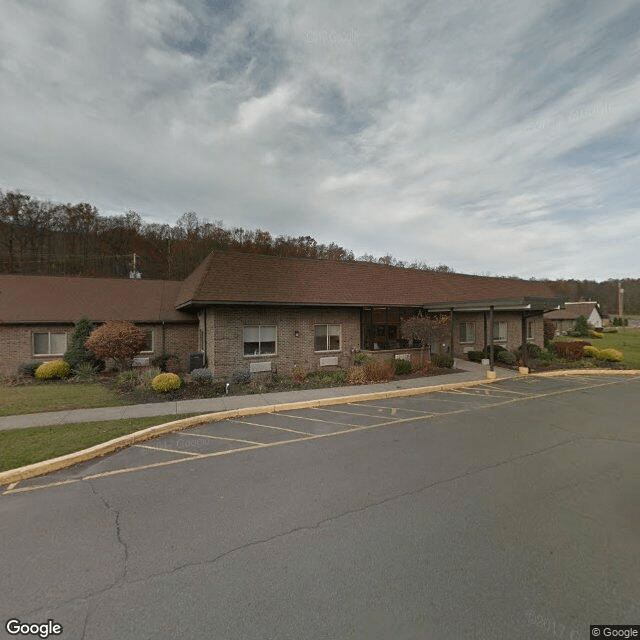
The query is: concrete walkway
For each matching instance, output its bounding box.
[0,360,514,431]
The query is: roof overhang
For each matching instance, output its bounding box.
[423,297,565,313]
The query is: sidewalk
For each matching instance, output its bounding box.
[0,360,514,431]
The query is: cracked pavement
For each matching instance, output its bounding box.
[1,376,639,639]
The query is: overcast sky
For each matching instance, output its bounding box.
[1,0,639,280]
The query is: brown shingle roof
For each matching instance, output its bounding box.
[544,301,599,321]
[0,275,194,324]
[177,251,559,308]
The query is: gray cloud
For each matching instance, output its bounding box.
[0,0,638,279]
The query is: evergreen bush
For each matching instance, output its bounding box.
[151,372,181,392]
[35,360,71,380]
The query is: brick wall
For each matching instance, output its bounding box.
[0,324,73,376]
[203,306,361,377]
[0,321,198,376]
[452,310,545,357]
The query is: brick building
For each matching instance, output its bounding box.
[0,251,562,377]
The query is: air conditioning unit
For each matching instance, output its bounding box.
[132,356,150,367]
[188,352,205,372]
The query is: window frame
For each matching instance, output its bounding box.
[493,321,508,343]
[459,322,475,344]
[140,328,154,353]
[33,331,67,357]
[243,325,277,357]
[314,324,342,353]
[527,320,535,341]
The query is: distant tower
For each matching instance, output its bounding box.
[618,281,624,317]
[129,253,142,279]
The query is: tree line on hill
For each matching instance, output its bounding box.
[1,190,638,315]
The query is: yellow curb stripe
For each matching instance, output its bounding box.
[2,371,636,488]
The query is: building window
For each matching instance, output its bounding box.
[33,332,67,356]
[459,322,475,344]
[527,320,535,341]
[141,329,154,353]
[315,324,341,352]
[493,321,508,342]
[244,326,276,356]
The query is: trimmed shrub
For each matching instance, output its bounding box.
[64,317,104,372]
[151,372,181,392]
[432,355,454,368]
[394,358,412,375]
[496,350,517,365]
[583,345,600,358]
[346,359,394,384]
[18,361,42,378]
[85,321,145,370]
[190,368,213,384]
[230,370,251,385]
[467,350,486,363]
[597,348,623,362]
[589,330,604,339]
[35,360,71,380]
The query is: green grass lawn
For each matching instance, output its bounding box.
[590,329,640,367]
[0,414,196,472]
[0,382,122,416]
[557,328,640,368]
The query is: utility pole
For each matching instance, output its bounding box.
[618,280,624,318]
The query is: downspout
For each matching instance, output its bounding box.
[162,321,166,354]
[521,312,528,367]
[449,308,454,357]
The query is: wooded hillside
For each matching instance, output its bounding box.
[1,190,638,314]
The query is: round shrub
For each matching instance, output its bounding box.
[18,361,42,378]
[467,350,486,363]
[151,372,181,392]
[589,330,604,339]
[597,348,623,362]
[496,350,517,365]
[35,360,71,380]
[190,368,213,384]
[582,345,600,358]
[230,370,251,385]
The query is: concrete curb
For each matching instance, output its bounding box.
[2,369,638,487]
[0,377,499,487]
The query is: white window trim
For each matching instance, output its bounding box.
[493,321,508,343]
[140,328,154,353]
[314,324,342,352]
[459,322,475,344]
[527,320,535,341]
[243,325,277,357]
[33,331,67,357]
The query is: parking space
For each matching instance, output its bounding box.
[4,373,638,495]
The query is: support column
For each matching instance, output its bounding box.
[489,305,494,371]
[450,308,455,356]
[521,312,528,367]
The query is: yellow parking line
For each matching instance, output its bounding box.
[184,433,264,445]
[4,376,635,495]
[230,419,314,436]
[278,411,362,428]
[134,444,201,457]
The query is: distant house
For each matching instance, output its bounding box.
[0,251,563,377]
[544,301,603,334]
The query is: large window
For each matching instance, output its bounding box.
[493,321,508,342]
[244,326,276,356]
[459,322,475,344]
[33,332,67,356]
[315,324,341,352]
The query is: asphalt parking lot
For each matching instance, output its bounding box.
[4,372,635,496]
[2,373,639,640]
